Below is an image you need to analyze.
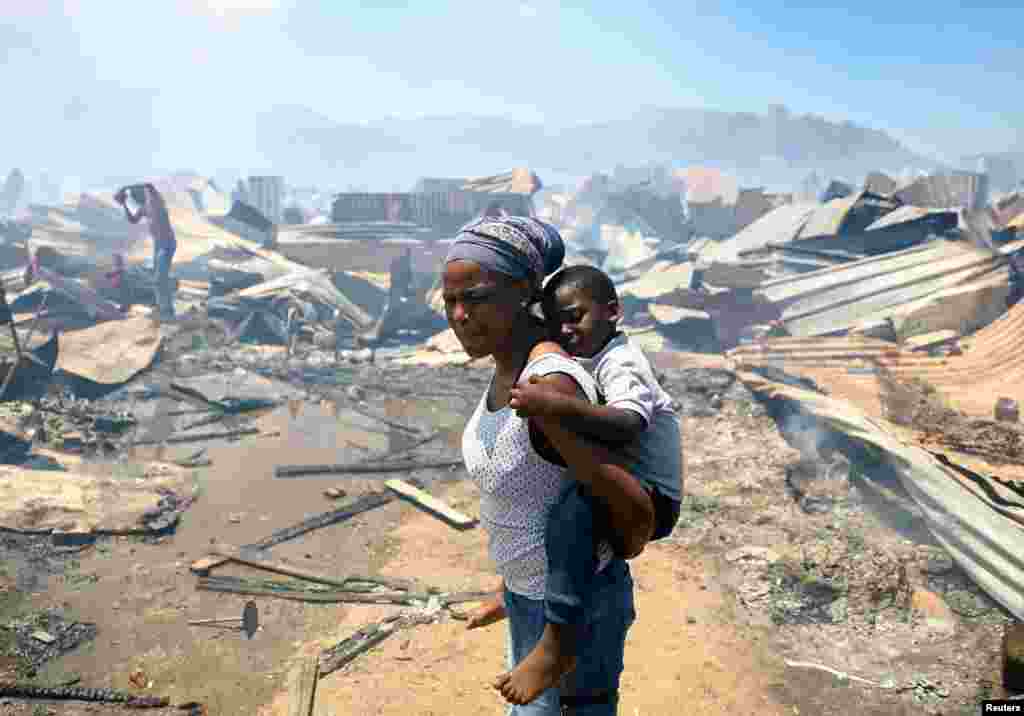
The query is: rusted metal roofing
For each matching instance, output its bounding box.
[729,267,1024,419]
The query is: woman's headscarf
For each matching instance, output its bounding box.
[445,216,565,288]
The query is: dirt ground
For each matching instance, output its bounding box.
[257,477,788,716]
[0,356,1019,715]
[256,360,1014,716]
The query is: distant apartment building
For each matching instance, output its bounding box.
[247,176,284,223]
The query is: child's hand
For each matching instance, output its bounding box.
[509,375,565,418]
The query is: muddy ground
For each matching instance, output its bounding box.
[0,342,1020,715]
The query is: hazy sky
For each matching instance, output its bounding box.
[3,0,1020,190]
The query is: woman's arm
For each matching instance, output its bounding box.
[465,578,507,630]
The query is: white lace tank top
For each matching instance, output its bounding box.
[462,353,612,598]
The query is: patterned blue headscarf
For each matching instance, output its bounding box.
[445,216,565,287]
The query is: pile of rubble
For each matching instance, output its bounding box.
[1,162,1024,709]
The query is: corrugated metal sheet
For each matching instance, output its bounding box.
[278,222,438,242]
[864,171,899,196]
[617,260,694,300]
[331,191,531,227]
[771,227,935,258]
[795,190,902,240]
[796,194,860,239]
[993,192,1024,229]
[757,240,951,303]
[865,205,955,231]
[461,167,542,195]
[754,239,1019,338]
[894,173,984,209]
[854,271,1010,339]
[703,202,817,263]
[733,188,775,232]
[730,336,898,366]
[775,263,1003,337]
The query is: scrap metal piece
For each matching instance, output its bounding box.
[188,600,259,639]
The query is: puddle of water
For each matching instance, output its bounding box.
[30,395,468,714]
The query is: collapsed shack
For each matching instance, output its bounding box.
[8,176,449,365]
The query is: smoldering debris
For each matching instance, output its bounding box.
[1,610,97,674]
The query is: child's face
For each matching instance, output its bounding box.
[547,284,619,358]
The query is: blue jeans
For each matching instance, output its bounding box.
[545,482,601,627]
[546,482,679,627]
[153,241,176,318]
[504,559,635,715]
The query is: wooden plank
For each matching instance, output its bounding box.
[190,491,393,574]
[196,545,414,590]
[904,329,959,352]
[196,579,428,605]
[209,544,352,588]
[189,555,223,575]
[129,426,259,446]
[319,620,399,677]
[384,478,476,529]
[252,491,395,550]
[275,459,462,479]
[287,655,319,716]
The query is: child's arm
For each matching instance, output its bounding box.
[510,375,644,444]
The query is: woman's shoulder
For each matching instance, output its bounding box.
[526,340,568,364]
[522,342,598,402]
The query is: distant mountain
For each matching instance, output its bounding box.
[209,104,948,192]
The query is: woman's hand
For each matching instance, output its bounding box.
[466,597,507,630]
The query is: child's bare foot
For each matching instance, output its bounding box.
[494,622,577,705]
[465,598,507,630]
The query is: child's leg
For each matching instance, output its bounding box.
[496,482,598,706]
[546,481,600,628]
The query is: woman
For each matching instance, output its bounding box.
[443,216,655,715]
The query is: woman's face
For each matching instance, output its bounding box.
[442,260,528,358]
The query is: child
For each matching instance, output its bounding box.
[498,263,683,705]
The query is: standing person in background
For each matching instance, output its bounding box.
[115,183,176,320]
